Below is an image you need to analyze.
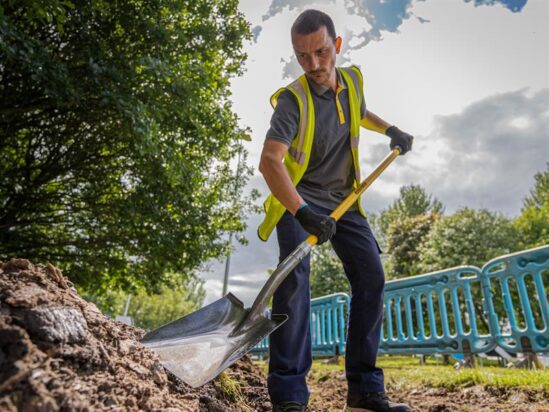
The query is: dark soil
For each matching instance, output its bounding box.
[306,369,549,412]
[0,259,270,411]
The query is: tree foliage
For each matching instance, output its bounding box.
[0,0,254,292]
[310,243,348,298]
[523,163,549,209]
[418,208,518,273]
[514,163,549,248]
[385,212,440,279]
[371,185,443,278]
[514,203,549,248]
[85,274,205,330]
[377,184,444,248]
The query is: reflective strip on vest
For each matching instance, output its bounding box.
[339,66,362,185]
[258,66,365,241]
[290,79,308,165]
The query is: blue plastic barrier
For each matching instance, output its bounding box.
[251,335,270,357]
[310,293,350,356]
[380,266,495,355]
[481,245,549,354]
[251,246,549,359]
[250,293,350,357]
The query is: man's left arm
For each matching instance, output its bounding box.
[360,110,390,135]
[361,110,414,155]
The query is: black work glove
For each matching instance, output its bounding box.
[386,126,413,155]
[294,205,336,245]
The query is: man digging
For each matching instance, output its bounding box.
[258,9,414,412]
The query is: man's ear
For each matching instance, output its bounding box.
[335,36,342,54]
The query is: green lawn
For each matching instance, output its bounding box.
[378,355,549,392]
[254,355,549,392]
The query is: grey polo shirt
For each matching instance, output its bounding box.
[266,69,367,211]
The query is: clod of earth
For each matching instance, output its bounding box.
[0,259,270,411]
[24,307,88,344]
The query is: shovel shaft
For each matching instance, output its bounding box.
[248,147,401,321]
[248,240,312,322]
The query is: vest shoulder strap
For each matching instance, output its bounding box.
[339,65,363,107]
[269,75,307,108]
[269,76,312,166]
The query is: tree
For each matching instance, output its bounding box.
[523,163,549,209]
[377,184,444,248]
[310,243,348,298]
[418,208,518,273]
[514,163,549,248]
[514,203,549,248]
[0,1,254,292]
[385,212,440,279]
[85,274,205,330]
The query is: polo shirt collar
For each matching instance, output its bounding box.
[308,69,346,96]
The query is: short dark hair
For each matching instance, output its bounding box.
[291,9,336,42]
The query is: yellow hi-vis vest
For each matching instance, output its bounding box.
[257,66,366,241]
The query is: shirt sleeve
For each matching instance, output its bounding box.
[265,89,299,146]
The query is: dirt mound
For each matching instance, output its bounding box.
[0,259,270,411]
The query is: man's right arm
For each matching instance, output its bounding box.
[258,139,305,215]
[259,138,336,244]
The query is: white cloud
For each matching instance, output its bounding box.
[381,88,549,215]
[352,0,549,137]
[429,88,549,213]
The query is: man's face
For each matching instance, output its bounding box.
[292,26,341,87]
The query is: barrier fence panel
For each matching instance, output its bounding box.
[251,335,270,356]
[380,266,496,356]
[250,293,351,357]
[310,293,350,357]
[481,245,549,354]
[250,245,549,359]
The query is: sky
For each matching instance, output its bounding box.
[198,0,549,307]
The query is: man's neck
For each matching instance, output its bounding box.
[327,69,338,93]
[308,69,338,93]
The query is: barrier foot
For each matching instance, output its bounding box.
[322,355,340,365]
[453,355,476,370]
[510,338,546,370]
[454,341,476,369]
[511,353,545,370]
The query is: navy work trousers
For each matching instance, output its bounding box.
[267,203,385,405]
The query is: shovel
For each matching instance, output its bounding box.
[141,147,402,387]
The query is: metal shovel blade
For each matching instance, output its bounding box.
[141,292,287,387]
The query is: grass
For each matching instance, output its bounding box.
[216,371,243,402]
[215,371,254,412]
[254,355,549,393]
[378,355,549,392]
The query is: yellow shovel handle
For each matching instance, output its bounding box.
[306,147,401,246]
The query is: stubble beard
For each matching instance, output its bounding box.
[307,69,328,85]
